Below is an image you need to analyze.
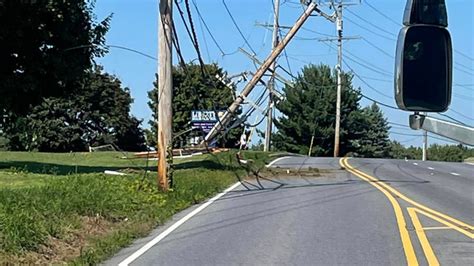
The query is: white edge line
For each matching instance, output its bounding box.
[118,182,241,266]
[466,162,474,166]
[265,156,292,168]
[450,172,460,176]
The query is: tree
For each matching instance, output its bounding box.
[352,103,392,158]
[7,67,146,152]
[0,0,111,117]
[273,64,367,156]
[148,62,242,148]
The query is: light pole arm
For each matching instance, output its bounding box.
[409,114,474,146]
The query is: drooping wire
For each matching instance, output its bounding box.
[191,0,227,56]
[222,0,258,55]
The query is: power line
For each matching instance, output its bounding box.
[453,92,474,102]
[64,44,158,61]
[390,131,422,137]
[437,113,469,126]
[398,136,422,144]
[362,38,395,59]
[279,29,294,77]
[343,58,393,99]
[388,121,410,128]
[345,56,392,77]
[360,0,474,70]
[345,8,397,38]
[344,16,396,41]
[183,0,206,70]
[364,0,401,27]
[359,76,391,83]
[428,133,461,145]
[318,40,393,78]
[454,61,474,73]
[454,49,474,62]
[191,0,227,56]
[454,66,474,76]
[197,8,211,62]
[447,108,474,122]
[222,0,257,55]
[344,48,393,76]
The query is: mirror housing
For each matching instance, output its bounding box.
[394,25,452,112]
[403,0,448,27]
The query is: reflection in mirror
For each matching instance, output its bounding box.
[395,25,452,112]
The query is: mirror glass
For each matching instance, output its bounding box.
[399,25,451,112]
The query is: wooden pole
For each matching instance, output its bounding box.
[158,0,173,191]
[334,3,343,158]
[264,0,280,152]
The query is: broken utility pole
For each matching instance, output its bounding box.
[204,2,319,144]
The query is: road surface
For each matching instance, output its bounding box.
[106,157,473,266]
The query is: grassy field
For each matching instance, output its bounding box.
[0,150,272,264]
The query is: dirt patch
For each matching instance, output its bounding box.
[250,167,344,179]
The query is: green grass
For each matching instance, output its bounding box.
[464,157,474,163]
[0,150,272,264]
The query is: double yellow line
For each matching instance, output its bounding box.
[340,157,473,266]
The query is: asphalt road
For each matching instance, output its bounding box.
[106,157,473,266]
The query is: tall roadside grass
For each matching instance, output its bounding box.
[0,150,271,264]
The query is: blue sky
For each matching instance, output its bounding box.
[94,0,473,147]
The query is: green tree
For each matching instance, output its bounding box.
[352,103,391,158]
[148,62,241,148]
[273,64,368,156]
[8,67,146,152]
[0,0,111,116]
[427,144,474,162]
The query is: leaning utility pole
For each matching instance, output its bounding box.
[157,0,173,191]
[334,2,343,158]
[204,2,319,144]
[264,0,280,152]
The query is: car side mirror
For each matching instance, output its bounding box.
[394,25,452,112]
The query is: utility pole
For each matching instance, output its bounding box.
[158,0,173,191]
[265,0,280,152]
[315,1,359,157]
[334,2,343,158]
[204,2,319,144]
[422,130,428,161]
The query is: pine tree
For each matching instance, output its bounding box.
[273,64,365,156]
[353,103,391,158]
